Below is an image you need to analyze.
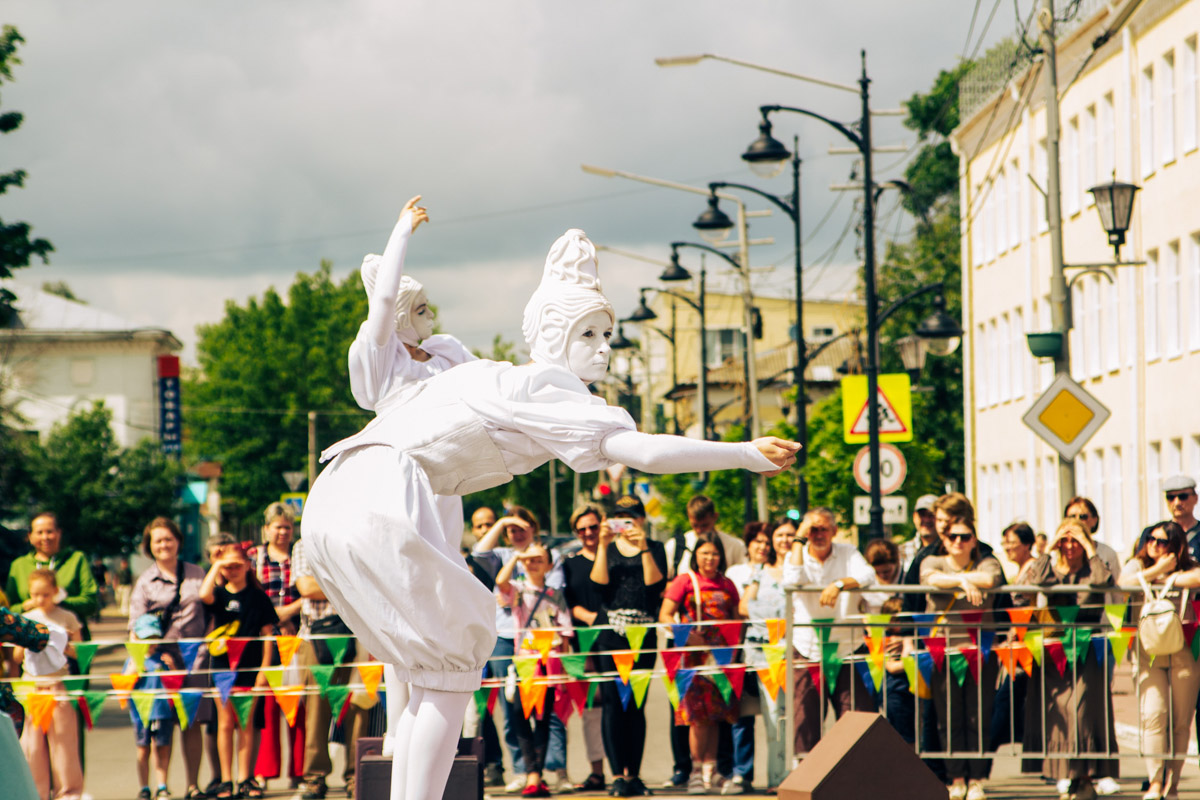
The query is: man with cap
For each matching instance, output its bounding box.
[900,494,939,571]
[1134,475,1200,562]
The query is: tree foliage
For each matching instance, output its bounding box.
[184,261,372,522]
[9,403,183,558]
[0,26,53,326]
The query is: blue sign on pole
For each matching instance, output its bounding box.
[158,355,182,457]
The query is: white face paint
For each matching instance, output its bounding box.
[408,291,435,341]
[566,309,613,382]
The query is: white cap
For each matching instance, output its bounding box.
[521,229,614,371]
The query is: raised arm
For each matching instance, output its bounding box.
[601,432,799,476]
[590,524,615,585]
[364,198,428,348]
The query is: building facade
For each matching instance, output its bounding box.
[953,0,1200,555]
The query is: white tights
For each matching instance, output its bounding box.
[382,664,409,757]
[388,683,471,800]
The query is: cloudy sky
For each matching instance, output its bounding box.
[2,1,1010,363]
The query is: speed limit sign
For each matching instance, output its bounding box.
[853,443,907,495]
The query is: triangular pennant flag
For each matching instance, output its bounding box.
[74,643,99,676]
[615,677,633,710]
[1026,629,1045,665]
[866,656,885,692]
[625,625,648,653]
[756,667,780,702]
[176,690,202,730]
[978,629,995,662]
[915,651,934,686]
[473,688,490,720]
[576,627,601,655]
[902,655,919,695]
[854,661,877,702]
[1104,603,1127,633]
[320,636,350,666]
[565,681,588,717]
[722,666,746,699]
[922,636,946,671]
[1045,639,1068,677]
[109,673,139,693]
[630,670,652,708]
[125,641,152,672]
[716,621,742,647]
[761,643,786,667]
[994,643,1018,678]
[225,639,249,671]
[81,691,107,727]
[62,677,86,694]
[766,619,786,645]
[805,662,822,690]
[525,630,556,664]
[1183,622,1199,649]
[230,693,256,729]
[711,647,734,666]
[587,682,599,709]
[1007,608,1034,641]
[814,618,834,644]
[131,690,157,726]
[821,642,843,695]
[555,689,575,725]
[158,673,185,693]
[1056,606,1080,625]
[611,651,636,683]
[960,611,983,645]
[29,693,57,733]
[712,671,733,705]
[325,686,351,720]
[558,654,588,680]
[358,664,384,698]
[1108,630,1134,665]
[274,686,304,726]
[275,636,302,668]
[178,641,202,672]
[1091,637,1111,668]
[1013,642,1033,676]
[262,666,284,689]
[661,650,684,681]
[1064,628,1093,665]
[957,645,980,683]
[513,655,539,683]
[912,614,937,638]
[663,674,681,709]
[519,680,548,719]
[675,668,696,700]
[213,671,238,704]
[671,625,694,647]
[770,659,786,691]
[1193,628,1200,661]
[947,652,968,687]
[309,665,335,693]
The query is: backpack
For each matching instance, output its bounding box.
[1137,572,1184,657]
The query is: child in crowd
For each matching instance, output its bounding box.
[127,614,179,800]
[15,568,85,800]
[496,544,573,798]
[200,543,279,800]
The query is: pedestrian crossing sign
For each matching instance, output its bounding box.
[841,374,913,444]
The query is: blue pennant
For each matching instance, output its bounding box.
[213,671,238,704]
[674,668,696,699]
[711,647,734,666]
[614,677,633,710]
[915,651,934,685]
[978,630,995,661]
[854,661,877,701]
[1091,637,1111,666]
[178,641,202,672]
[177,690,203,722]
[671,625,694,647]
[912,614,937,639]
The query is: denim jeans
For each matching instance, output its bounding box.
[731,715,755,781]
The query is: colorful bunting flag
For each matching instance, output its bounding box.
[109,673,138,709]
[1007,608,1034,641]
[715,621,742,647]
[957,645,980,683]
[947,652,968,687]
[358,664,384,698]
[325,686,352,721]
[262,667,284,689]
[711,647,734,666]
[611,651,636,683]
[519,680,548,719]
[854,661,877,701]
[158,674,185,693]
[1108,630,1134,665]
[178,641,202,672]
[1013,642,1033,676]
[176,690,203,730]
[722,666,746,699]
[615,677,633,710]
[565,681,589,717]
[322,636,351,666]
[1103,603,1127,632]
[62,677,86,694]
[513,655,539,683]
[978,630,995,662]
[274,686,304,726]
[865,656,885,693]
[675,668,696,700]
[661,650,683,680]
[630,671,652,708]
[912,614,937,637]
[309,665,335,692]
[525,630,556,664]
[663,675,681,709]
[814,618,834,645]
[1026,630,1044,665]
[576,628,601,655]
[994,643,1018,678]
[821,642,843,694]
[766,618,786,645]
[756,667,780,702]
[1091,637,1111,668]
[761,643,786,667]
[1056,606,1080,625]
[712,671,733,705]
[625,625,648,653]
[671,625,694,647]
[230,693,256,729]
[224,639,249,671]
[276,636,302,667]
[922,636,946,671]
[558,654,588,680]
[1044,640,1068,677]
[130,691,157,727]
[79,691,107,729]
[74,643,98,676]
[125,641,151,672]
[213,671,238,704]
[28,692,57,733]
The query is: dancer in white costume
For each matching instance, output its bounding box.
[348,196,479,758]
[303,229,800,800]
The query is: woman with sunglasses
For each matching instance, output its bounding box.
[1021,519,1115,800]
[919,518,1004,800]
[1118,521,1200,800]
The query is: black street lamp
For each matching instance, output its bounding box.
[1087,180,1140,260]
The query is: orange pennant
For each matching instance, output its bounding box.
[29,692,57,733]
[765,619,786,645]
[273,686,304,727]
[770,659,787,690]
[526,630,557,665]
[611,651,636,683]
[1013,641,1033,676]
[110,673,139,710]
[275,636,302,668]
[1007,608,1034,642]
[994,643,1018,678]
[519,679,548,719]
[357,664,384,699]
[756,667,780,702]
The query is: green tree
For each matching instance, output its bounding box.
[16,403,183,556]
[185,262,373,521]
[0,26,53,326]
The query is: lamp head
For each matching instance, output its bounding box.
[915,306,963,357]
[742,115,791,179]
[659,250,692,282]
[693,194,734,244]
[608,324,635,350]
[1087,180,1140,259]
[627,291,658,322]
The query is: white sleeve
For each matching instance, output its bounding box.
[599,429,777,475]
[846,548,877,588]
[781,550,804,586]
[364,210,414,347]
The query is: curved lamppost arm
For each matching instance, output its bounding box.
[651,287,701,314]
[762,104,863,151]
[877,282,945,329]
[672,240,741,271]
[708,180,797,223]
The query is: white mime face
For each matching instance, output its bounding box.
[566,309,613,382]
[407,291,435,341]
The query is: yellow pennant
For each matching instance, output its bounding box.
[28,692,57,733]
[275,636,302,668]
[357,664,384,698]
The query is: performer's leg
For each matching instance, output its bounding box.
[390,686,469,800]
[382,664,410,757]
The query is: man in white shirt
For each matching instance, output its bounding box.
[663,495,748,579]
[781,507,877,754]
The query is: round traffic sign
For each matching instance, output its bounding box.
[853,444,907,495]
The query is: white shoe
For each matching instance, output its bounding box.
[506,776,527,794]
[686,771,707,795]
[1057,779,1072,796]
[966,781,987,800]
[1095,778,1120,796]
[948,784,967,800]
[553,770,574,793]
[720,775,747,795]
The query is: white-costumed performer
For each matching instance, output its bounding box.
[302,229,800,800]
[350,196,478,758]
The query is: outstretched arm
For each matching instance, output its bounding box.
[365,197,429,347]
[600,431,798,476]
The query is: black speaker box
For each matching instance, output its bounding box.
[355,736,483,800]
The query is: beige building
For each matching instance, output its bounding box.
[618,278,863,437]
[953,0,1200,555]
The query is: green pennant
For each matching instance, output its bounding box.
[1192,630,1200,661]
[821,642,843,695]
[1064,628,1093,665]
[814,618,834,645]
[1055,606,1080,625]
[711,671,733,705]
[1104,603,1128,632]
[513,655,539,682]
[326,686,351,718]
[231,694,257,729]
[125,641,151,672]
[577,628,601,655]
[947,652,969,687]
[1109,630,1134,665]
[559,653,588,680]
[325,637,351,666]
[62,677,87,694]
[1025,630,1045,665]
[625,625,648,653]
[630,671,652,708]
[587,682,598,708]
[901,655,918,695]
[309,665,335,693]
[82,691,108,720]
[74,643,99,676]
[473,688,489,719]
[662,674,681,709]
[131,690,156,726]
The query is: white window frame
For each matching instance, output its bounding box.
[1147,441,1162,516]
[988,319,1000,406]
[1086,275,1102,377]
[995,170,1008,254]
[1012,307,1026,399]
[1009,160,1022,247]
[1066,117,1081,215]
[1167,437,1183,477]
[976,322,989,409]
[1100,93,1116,180]
[1070,281,1085,381]
[1184,37,1198,153]
[1165,239,1182,357]
[1163,51,1177,165]
[1107,448,1124,552]
[1142,65,1156,177]
[1083,105,1097,205]
[1104,274,1121,371]
[1036,140,1049,233]
[1190,233,1200,351]
[1146,248,1160,360]
[1015,460,1028,523]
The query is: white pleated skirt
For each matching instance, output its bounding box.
[302,444,496,692]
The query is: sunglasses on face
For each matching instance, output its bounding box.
[1149,536,1171,545]
[1066,512,1093,520]
[947,532,974,542]
[575,524,600,535]
[1167,492,1194,502]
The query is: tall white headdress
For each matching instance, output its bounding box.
[360,254,427,346]
[522,229,614,369]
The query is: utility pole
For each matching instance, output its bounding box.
[307,411,318,490]
[861,51,884,540]
[1039,0,1076,507]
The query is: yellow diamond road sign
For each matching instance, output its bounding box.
[841,374,913,444]
[1021,374,1111,460]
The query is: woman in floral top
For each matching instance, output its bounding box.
[1,604,51,800]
